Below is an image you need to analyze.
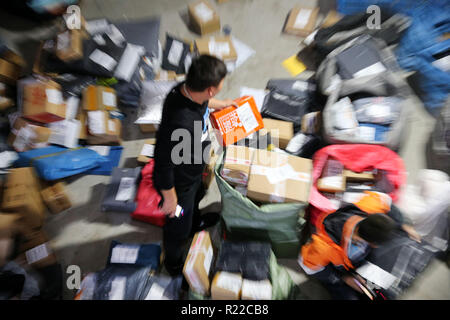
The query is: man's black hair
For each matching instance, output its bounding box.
[358,214,396,245]
[185,55,227,92]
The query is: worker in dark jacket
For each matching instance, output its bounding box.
[153,55,236,276]
[299,191,421,300]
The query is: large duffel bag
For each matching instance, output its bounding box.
[215,151,306,258]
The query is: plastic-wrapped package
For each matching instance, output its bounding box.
[396,169,450,251]
[14,146,109,180]
[101,167,141,213]
[353,97,402,125]
[214,241,271,281]
[162,34,191,75]
[106,240,161,269]
[86,146,123,176]
[139,274,182,300]
[92,265,153,300]
[285,133,324,159]
[135,80,178,127]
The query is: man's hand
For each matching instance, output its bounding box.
[209,98,238,110]
[402,224,422,243]
[160,188,178,218]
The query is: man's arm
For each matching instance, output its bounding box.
[208,98,238,110]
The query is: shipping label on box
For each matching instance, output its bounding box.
[241,279,272,300]
[210,96,264,146]
[195,36,237,62]
[183,231,214,296]
[247,149,312,203]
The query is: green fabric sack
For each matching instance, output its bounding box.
[214,151,307,258]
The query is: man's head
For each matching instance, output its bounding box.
[185,54,227,100]
[356,214,396,247]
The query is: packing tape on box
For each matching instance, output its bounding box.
[29,147,82,165]
[224,157,252,166]
[270,182,286,203]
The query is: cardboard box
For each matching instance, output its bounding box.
[8,117,51,152]
[56,29,83,61]
[77,110,88,139]
[317,159,346,193]
[41,182,72,214]
[284,7,319,37]
[262,118,294,149]
[0,213,23,238]
[221,145,254,186]
[18,230,57,268]
[22,79,66,123]
[247,149,312,204]
[155,70,178,80]
[195,36,237,62]
[183,231,214,296]
[6,167,40,189]
[320,10,342,28]
[301,111,321,134]
[343,170,375,182]
[210,96,264,147]
[0,58,21,85]
[188,0,221,35]
[2,185,46,230]
[241,279,272,300]
[138,123,159,133]
[82,85,118,111]
[87,111,121,136]
[137,138,157,164]
[211,272,242,300]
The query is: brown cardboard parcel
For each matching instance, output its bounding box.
[183,230,214,296]
[0,58,21,85]
[22,79,66,123]
[56,29,83,61]
[262,118,294,149]
[41,182,72,214]
[284,7,319,37]
[195,36,237,62]
[247,149,312,204]
[8,117,51,152]
[82,85,118,111]
[211,272,243,300]
[6,167,40,189]
[188,0,221,35]
[221,145,254,186]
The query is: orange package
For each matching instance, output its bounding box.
[209,96,264,146]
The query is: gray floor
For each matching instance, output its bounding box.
[0,0,448,300]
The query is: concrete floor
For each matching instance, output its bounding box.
[0,0,448,300]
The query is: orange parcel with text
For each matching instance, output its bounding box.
[209,96,264,146]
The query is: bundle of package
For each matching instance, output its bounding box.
[317,35,413,149]
[308,144,407,226]
[101,167,140,213]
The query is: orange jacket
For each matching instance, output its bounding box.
[301,191,391,272]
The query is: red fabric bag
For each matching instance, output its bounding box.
[308,144,407,226]
[131,159,166,227]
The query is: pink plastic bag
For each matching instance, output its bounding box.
[308,144,407,226]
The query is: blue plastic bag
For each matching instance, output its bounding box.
[85,146,124,176]
[14,146,109,180]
